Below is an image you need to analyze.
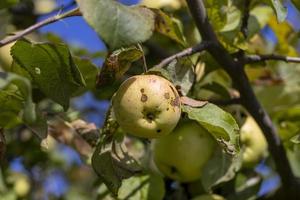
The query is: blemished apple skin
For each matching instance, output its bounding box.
[153,120,216,182]
[241,117,268,168]
[112,74,181,138]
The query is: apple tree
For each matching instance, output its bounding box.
[0,0,300,199]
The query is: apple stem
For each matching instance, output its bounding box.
[137,43,148,73]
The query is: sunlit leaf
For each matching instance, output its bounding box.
[269,0,287,22]
[76,0,155,50]
[98,173,165,200]
[205,0,227,31]
[0,72,35,125]
[182,103,240,155]
[152,9,186,46]
[150,59,195,95]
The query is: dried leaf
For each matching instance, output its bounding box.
[180,96,208,107]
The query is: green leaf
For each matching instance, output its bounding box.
[152,9,186,46]
[227,174,262,200]
[98,173,165,200]
[0,72,36,125]
[118,174,165,200]
[0,0,19,10]
[150,59,195,95]
[290,134,300,144]
[182,103,240,155]
[287,147,300,177]
[247,6,273,40]
[201,147,242,190]
[26,111,48,140]
[76,0,155,50]
[73,57,98,96]
[165,59,195,95]
[269,0,287,22]
[0,84,23,128]
[97,46,142,88]
[11,39,85,110]
[205,0,227,31]
[92,143,142,196]
[201,82,231,99]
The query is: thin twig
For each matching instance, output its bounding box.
[42,0,77,17]
[154,41,212,68]
[244,54,300,64]
[0,7,81,47]
[186,0,298,198]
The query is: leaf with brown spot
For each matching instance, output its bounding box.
[180,96,208,107]
[97,46,143,87]
[152,9,186,46]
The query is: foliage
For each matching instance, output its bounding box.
[0,0,300,199]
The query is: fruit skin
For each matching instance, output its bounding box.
[13,175,31,197]
[241,116,268,168]
[141,0,183,9]
[153,120,216,182]
[191,194,225,200]
[112,74,181,138]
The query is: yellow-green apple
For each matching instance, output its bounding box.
[140,0,183,9]
[240,116,268,168]
[153,120,216,182]
[112,74,181,138]
[10,173,31,197]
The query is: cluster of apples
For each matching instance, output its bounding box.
[112,74,268,184]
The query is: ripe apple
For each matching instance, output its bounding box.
[112,74,181,138]
[140,0,183,9]
[12,174,31,197]
[153,120,216,182]
[191,194,225,200]
[240,116,268,168]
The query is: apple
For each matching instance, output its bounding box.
[191,194,225,200]
[153,120,216,182]
[0,42,14,70]
[140,0,183,9]
[240,116,268,168]
[13,175,31,197]
[112,74,181,138]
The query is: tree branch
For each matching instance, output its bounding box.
[154,41,212,68]
[244,54,300,64]
[0,7,81,47]
[241,0,251,38]
[186,0,298,198]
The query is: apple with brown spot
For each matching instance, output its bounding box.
[112,74,181,138]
